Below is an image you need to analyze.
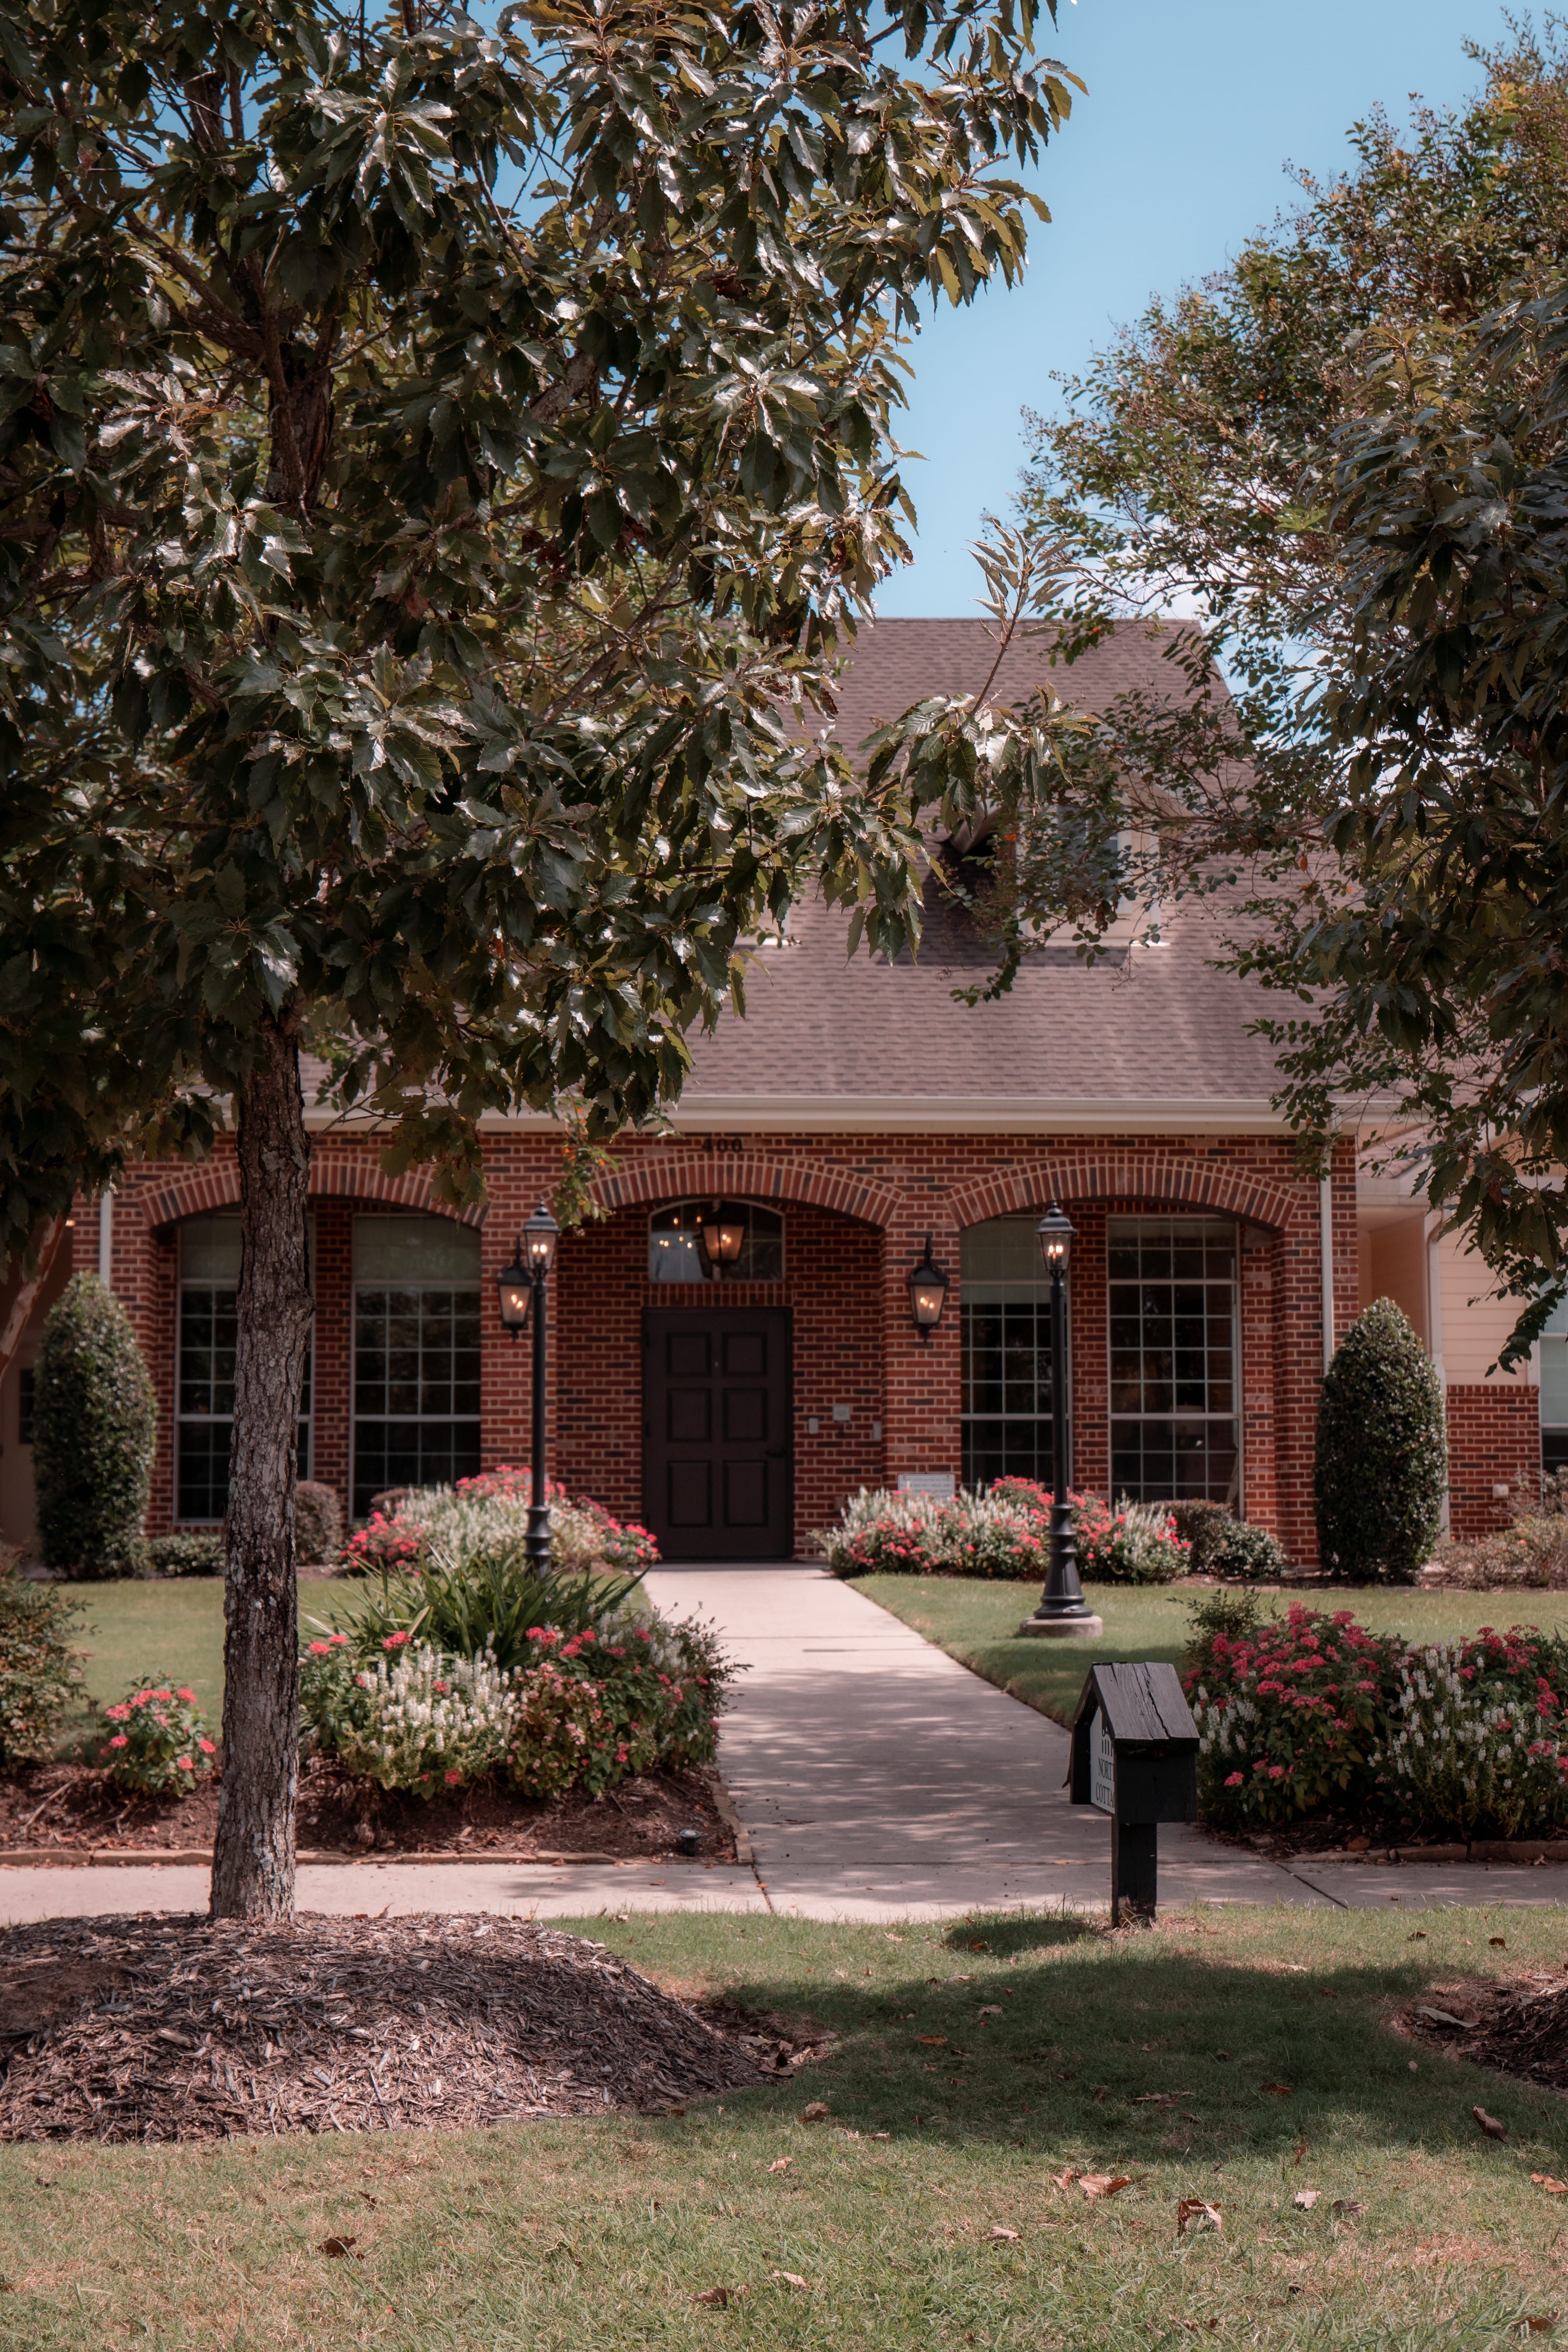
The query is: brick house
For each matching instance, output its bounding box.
[0,623,1549,1561]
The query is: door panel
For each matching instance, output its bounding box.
[644,1306,792,1559]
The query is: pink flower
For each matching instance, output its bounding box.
[384,1631,412,1650]
[177,1757,194,1771]
[445,1769,462,1785]
[308,1641,334,1656]
[108,1734,129,1749]
[176,1687,196,1703]
[198,1739,216,1755]
[1224,1772,1244,1787]
[104,1703,130,1722]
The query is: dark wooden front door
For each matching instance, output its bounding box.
[642,1307,792,1560]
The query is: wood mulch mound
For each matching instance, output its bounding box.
[0,1913,823,2143]
[0,1759,731,1862]
[1402,1970,1568,2095]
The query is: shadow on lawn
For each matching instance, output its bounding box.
[716,1929,1568,2167]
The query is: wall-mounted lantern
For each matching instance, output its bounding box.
[698,1201,746,1270]
[907,1234,949,1343]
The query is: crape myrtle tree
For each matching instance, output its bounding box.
[0,0,1082,1913]
[969,30,1568,1360]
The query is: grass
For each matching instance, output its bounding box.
[853,1575,1568,1730]
[50,1577,361,1751]
[2,1903,1568,2348]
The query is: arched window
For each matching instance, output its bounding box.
[960,1217,1057,1489]
[1108,1216,1239,1503]
[353,1215,482,1515]
[648,1202,784,1284]
[176,1215,312,1522]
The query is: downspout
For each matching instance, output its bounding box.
[1319,1171,1336,1377]
[98,1188,114,1290]
[1426,1211,1450,1534]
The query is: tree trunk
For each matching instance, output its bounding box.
[211,1013,313,1919]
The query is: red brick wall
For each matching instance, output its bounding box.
[77,1123,1346,1560]
[1446,1384,1541,1538]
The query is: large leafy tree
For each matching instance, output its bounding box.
[0,0,1080,1913]
[980,31,1568,1358]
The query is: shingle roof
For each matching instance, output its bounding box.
[677,618,1290,1131]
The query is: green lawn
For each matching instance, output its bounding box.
[853,1574,1568,1729]
[2,1903,1567,2349]
[51,1576,360,1751]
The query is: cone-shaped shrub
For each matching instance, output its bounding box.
[1315,1297,1446,1583]
[34,1273,157,1578]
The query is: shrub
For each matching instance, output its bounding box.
[0,1564,86,1770]
[339,1511,425,1576]
[337,1470,660,1578]
[295,1481,342,1565]
[33,1273,157,1578]
[1072,1493,1190,1584]
[100,1675,218,1797]
[1208,1519,1290,1581]
[819,1486,1051,1579]
[1315,1297,1447,1583]
[1185,1601,1401,1827]
[148,1532,225,1578]
[1374,1628,1568,1838]
[1425,1516,1568,1592]
[300,1638,516,1795]
[330,1540,645,1675]
[1165,1500,1233,1573]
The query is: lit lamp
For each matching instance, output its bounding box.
[698,1201,745,1271]
[494,1201,560,1570]
[907,1235,949,1344]
[1019,1200,1102,1638]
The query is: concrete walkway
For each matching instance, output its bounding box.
[6,1568,1568,1924]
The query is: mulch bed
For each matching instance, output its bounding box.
[0,1759,732,1862]
[1403,1970,1568,2096]
[0,1914,824,2143]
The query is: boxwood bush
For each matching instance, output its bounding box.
[33,1274,157,1579]
[1315,1297,1447,1583]
[0,1556,86,1769]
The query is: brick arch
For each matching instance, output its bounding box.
[950,1155,1302,1236]
[590,1154,897,1230]
[140,1161,486,1231]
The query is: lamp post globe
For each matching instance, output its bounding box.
[1018,1201,1102,1639]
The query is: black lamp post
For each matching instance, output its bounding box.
[1019,1200,1102,1638]
[496,1200,560,1572]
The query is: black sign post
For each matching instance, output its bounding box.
[1069,1662,1199,1925]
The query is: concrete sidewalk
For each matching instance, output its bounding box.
[7,1568,1568,1925]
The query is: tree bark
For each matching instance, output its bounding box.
[211,1012,313,1919]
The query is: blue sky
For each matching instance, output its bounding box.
[877,0,1520,615]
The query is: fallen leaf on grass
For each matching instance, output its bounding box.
[1474,2106,1509,2141]
[1051,2168,1079,2193]
[916,2036,947,2047]
[1080,2174,1132,2200]
[985,2225,1021,2243]
[802,2102,829,2122]
[1534,2176,1568,2195]
[978,2006,1003,2019]
[1260,2083,1293,2097]
[1491,1935,1508,1948]
[768,2158,793,2174]
[1177,2200,1222,2237]
[1523,2317,1558,2335]
[1416,2006,1477,2030]
[967,1939,988,1952]
[693,2287,731,2308]
[1408,1929,1427,1940]
[772,2271,810,2290]
[1292,2139,1309,2166]
[1293,2190,1320,2211]
[320,2236,358,2260]
[1331,2200,1367,2218]
[1134,2093,1180,2109]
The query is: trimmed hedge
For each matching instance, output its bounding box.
[148,1533,225,1578]
[0,1565,86,1769]
[295,1480,342,1565]
[33,1274,156,1579]
[1315,1297,1447,1583]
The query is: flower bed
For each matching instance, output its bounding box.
[340,1468,659,1577]
[1185,1593,1568,1839]
[819,1481,1187,1582]
[299,1610,734,1803]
